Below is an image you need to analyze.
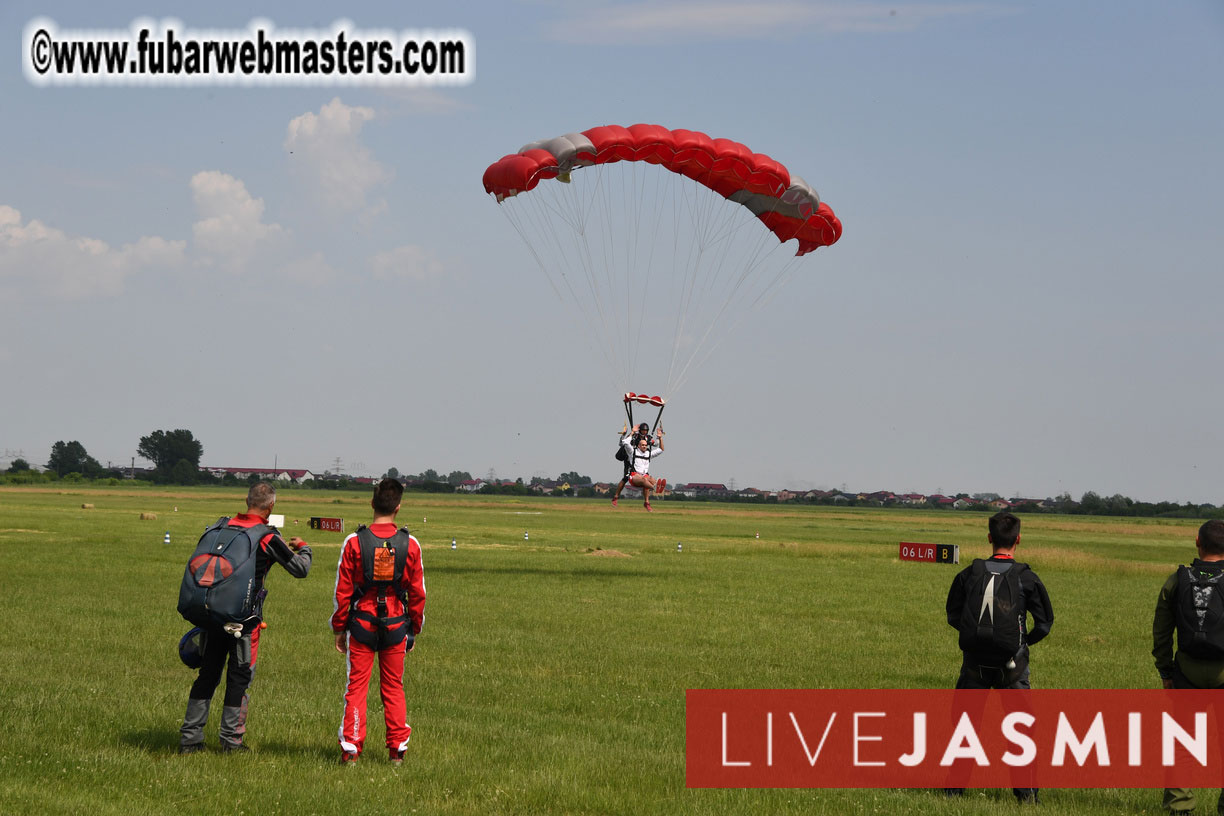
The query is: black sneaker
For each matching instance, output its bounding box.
[220,742,250,754]
[178,743,204,755]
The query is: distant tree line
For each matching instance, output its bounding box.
[5,429,207,485]
[665,489,1221,519]
[3,433,1219,519]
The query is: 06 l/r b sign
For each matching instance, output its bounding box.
[899,541,959,564]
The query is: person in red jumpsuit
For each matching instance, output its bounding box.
[331,478,426,765]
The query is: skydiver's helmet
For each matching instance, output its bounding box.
[637,423,649,435]
[178,627,206,669]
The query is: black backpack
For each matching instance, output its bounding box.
[178,517,270,630]
[957,559,1029,663]
[347,526,413,650]
[615,431,643,463]
[1174,564,1224,660]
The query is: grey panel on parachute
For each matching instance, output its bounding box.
[518,132,597,173]
[727,175,822,220]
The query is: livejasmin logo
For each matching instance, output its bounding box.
[686,690,1224,788]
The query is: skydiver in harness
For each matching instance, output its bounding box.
[612,423,649,507]
[612,424,665,511]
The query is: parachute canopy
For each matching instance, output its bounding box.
[483,124,842,397]
[483,124,841,257]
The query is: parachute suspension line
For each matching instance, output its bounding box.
[665,193,806,395]
[669,225,805,394]
[605,163,637,390]
[664,173,691,392]
[578,165,632,388]
[665,175,732,396]
[634,164,672,389]
[564,165,617,355]
[505,177,624,386]
[623,162,643,388]
[667,178,716,394]
[665,180,766,395]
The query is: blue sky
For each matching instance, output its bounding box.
[2,1,1222,503]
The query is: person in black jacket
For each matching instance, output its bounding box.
[179,482,312,754]
[944,511,1053,803]
[1151,519,1224,814]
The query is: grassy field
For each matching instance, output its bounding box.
[0,485,1204,815]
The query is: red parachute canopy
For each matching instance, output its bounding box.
[625,392,665,407]
[482,124,842,256]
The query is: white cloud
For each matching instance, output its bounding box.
[0,204,185,301]
[190,171,285,261]
[285,97,392,212]
[544,2,1008,43]
[370,245,446,282]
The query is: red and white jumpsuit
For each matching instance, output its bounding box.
[331,523,426,756]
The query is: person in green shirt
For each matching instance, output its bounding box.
[1152,518,1224,814]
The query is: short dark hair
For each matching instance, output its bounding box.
[372,478,404,515]
[1199,520,1224,555]
[246,481,276,512]
[988,511,1021,549]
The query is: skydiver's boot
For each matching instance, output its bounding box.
[219,700,249,752]
[180,698,210,753]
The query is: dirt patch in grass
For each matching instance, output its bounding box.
[586,548,630,558]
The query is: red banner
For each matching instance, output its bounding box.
[686,689,1224,788]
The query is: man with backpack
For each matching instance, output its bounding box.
[1152,519,1224,814]
[332,478,426,765]
[178,482,312,754]
[944,511,1053,803]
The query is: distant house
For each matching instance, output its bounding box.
[202,467,316,484]
[680,483,731,498]
[457,479,487,492]
[988,499,1012,510]
[953,498,979,510]
[776,489,797,502]
[898,493,928,505]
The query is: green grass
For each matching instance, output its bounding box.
[0,485,1205,814]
